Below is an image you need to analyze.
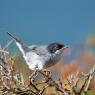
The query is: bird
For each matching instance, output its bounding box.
[6,32,68,71]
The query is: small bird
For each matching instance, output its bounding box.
[6,32,68,70]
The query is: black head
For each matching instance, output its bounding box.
[47,43,65,53]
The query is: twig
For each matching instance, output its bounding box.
[79,65,95,95]
[39,70,69,95]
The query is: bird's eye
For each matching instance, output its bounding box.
[48,43,64,53]
[54,45,59,50]
[50,45,59,53]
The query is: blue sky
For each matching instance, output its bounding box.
[0,0,95,47]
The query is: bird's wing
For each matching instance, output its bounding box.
[6,32,31,55]
[29,45,36,48]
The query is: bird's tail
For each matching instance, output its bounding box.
[6,32,21,43]
[6,32,30,55]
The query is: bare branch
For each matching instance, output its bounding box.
[79,65,95,94]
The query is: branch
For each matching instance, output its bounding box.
[80,65,95,94]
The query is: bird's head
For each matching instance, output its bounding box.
[47,43,68,55]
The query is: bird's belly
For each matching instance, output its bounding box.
[23,54,44,70]
[23,52,60,70]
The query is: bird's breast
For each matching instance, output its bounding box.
[23,51,61,70]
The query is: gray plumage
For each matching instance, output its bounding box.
[6,32,68,70]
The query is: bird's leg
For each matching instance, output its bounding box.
[29,69,39,84]
[29,69,51,85]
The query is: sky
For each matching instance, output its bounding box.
[0,0,95,47]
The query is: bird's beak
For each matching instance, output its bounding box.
[63,45,69,50]
[59,45,69,52]
[55,45,69,54]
